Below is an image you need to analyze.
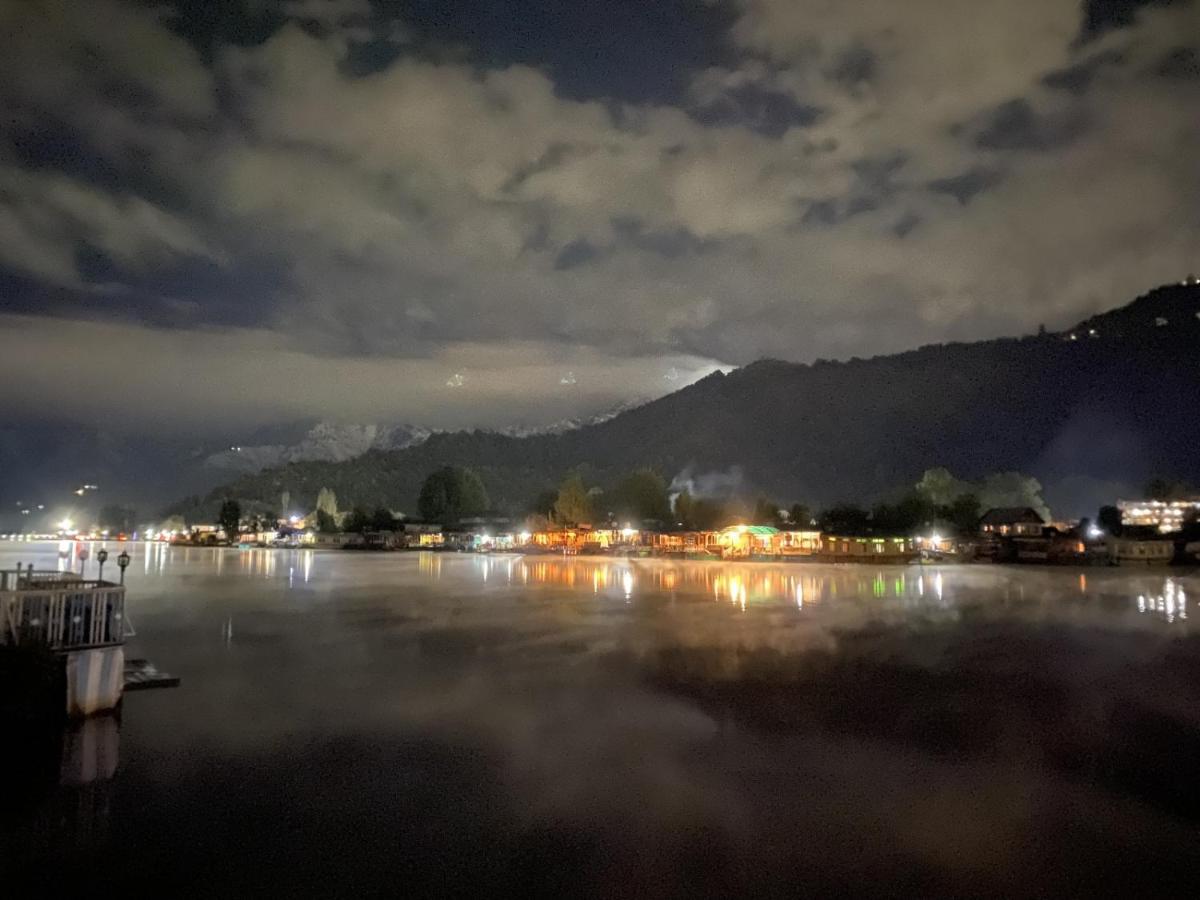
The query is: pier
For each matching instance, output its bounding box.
[1,564,175,716]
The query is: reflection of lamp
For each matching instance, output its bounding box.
[117,550,131,585]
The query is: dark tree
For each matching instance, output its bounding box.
[945,493,982,536]
[417,467,490,525]
[315,509,338,533]
[370,507,397,531]
[788,503,811,527]
[609,469,671,524]
[674,488,694,527]
[675,495,730,530]
[819,503,870,535]
[1097,505,1123,536]
[529,489,558,517]
[218,499,241,540]
[753,496,781,525]
[871,492,936,533]
[345,507,372,534]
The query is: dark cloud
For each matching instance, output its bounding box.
[554,238,604,270]
[0,0,1195,434]
[928,168,1005,205]
[1041,50,1125,93]
[975,98,1090,151]
[892,212,921,238]
[612,217,720,258]
[690,84,825,138]
[826,45,878,87]
[1156,46,1200,78]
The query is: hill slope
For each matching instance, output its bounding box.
[186,282,1200,519]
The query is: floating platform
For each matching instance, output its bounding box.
[123,658,180,692]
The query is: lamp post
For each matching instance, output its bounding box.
[117,549,131,585]
[97,547,109,581]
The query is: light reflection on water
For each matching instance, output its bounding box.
[3,543,1195,627]
[421,552,1194,625]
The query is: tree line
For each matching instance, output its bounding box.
[212,463,1074,539]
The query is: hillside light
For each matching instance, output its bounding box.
[117,549,131,584]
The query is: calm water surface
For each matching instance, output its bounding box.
[4,542,1200,896]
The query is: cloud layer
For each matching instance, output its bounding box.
[0,0,1195,430]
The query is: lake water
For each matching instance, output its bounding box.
[4,542,1200,896]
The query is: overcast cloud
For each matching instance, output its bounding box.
[0,0,1195,431]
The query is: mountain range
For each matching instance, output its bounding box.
[0,399,648,530]
[176,280,1200,521]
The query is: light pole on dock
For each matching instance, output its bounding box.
[117,550,130,585]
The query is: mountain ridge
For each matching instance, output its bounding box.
[181,281,1200,520]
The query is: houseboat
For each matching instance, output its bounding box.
[1107,536,1174,566]
[817,535,919,564]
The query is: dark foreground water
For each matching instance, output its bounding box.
[3,542,1200,897]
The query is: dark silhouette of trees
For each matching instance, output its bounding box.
[1098,505,1123,536]
[370,507,397,531]
[788,503,812,527]
[529,489,558,517]
[315,509,338,533]
[819,504,870,534]
[417,466,489,525]
[345,507,371,534]
[218,499,241,540]
[946,493,981,535]
[753,496,781,524]
[609,469,671,524]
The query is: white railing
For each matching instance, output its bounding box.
[1,570,127,651]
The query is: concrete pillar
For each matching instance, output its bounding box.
[64,646,124,717]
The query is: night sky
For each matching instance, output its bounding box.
[0,0,1196,433]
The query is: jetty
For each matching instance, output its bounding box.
[1,563,177,717]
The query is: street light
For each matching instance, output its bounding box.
[97,547,109,581]
[117,549,131,585]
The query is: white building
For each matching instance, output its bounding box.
[1118,498,1200,533]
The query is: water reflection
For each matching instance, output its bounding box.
[446,554,967,609]
[1136,578,1187,624]
[426,553,1199,627]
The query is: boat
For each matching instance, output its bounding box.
[1107,536,1173,566]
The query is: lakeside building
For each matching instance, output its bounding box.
[649,530,721,556]
[1118,498,1200,533]
[1107,535,1174,566]
[819,535,918,563]
[979,508,1046,537]
[717,525,780,557]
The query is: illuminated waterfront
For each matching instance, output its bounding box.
[4,543,1200,895]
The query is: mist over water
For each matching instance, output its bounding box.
[4,544,1199,896]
